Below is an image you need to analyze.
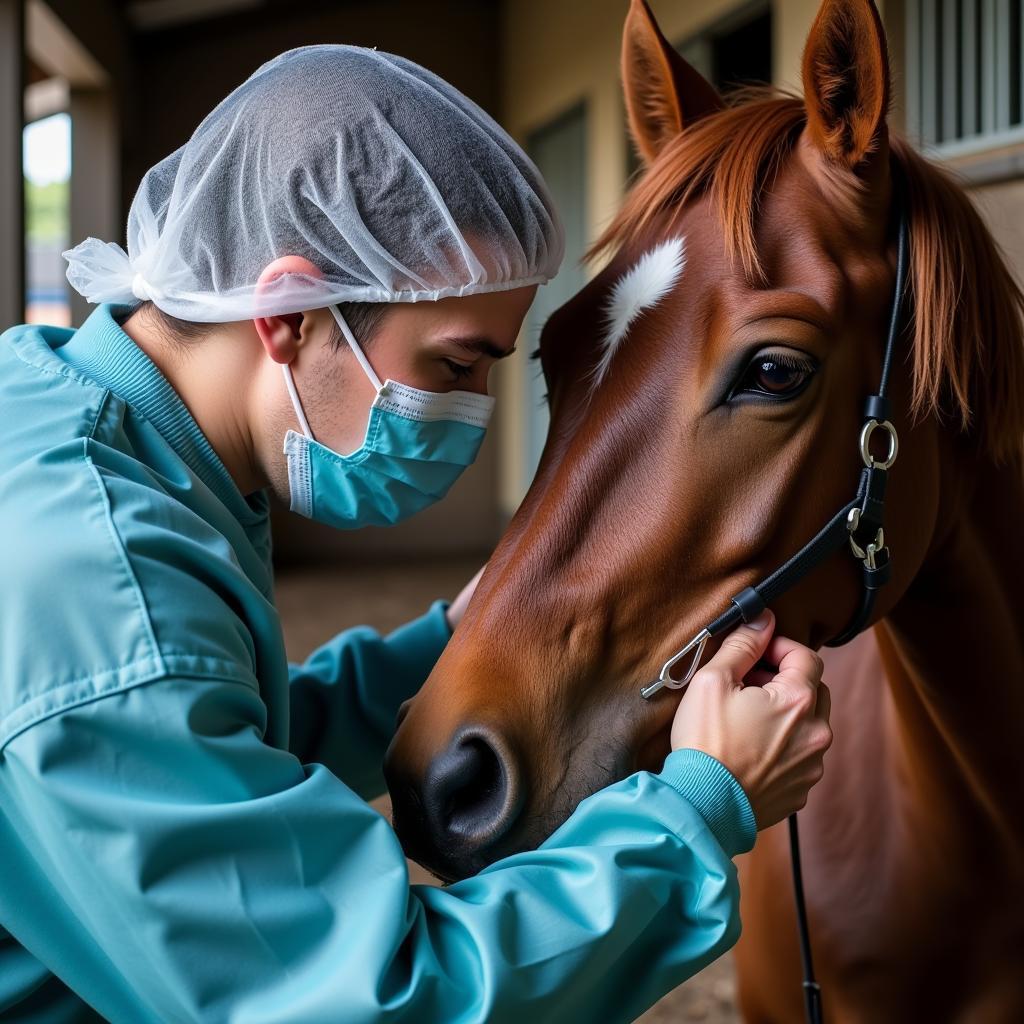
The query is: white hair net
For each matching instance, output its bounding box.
[63,45,564,322]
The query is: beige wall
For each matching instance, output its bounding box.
[958,176,1024,287]
[498,0,809,241]
[944,134,1024,288]
[497,0,896,234]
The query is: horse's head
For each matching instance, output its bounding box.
[385,0,1024,881]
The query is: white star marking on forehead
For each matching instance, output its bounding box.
[590,236,687,392]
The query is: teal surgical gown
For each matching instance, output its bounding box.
[0,304,757,1023]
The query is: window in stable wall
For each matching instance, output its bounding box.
[907,0,1024,155]
[24,112,71,327]
[521,103,588,491]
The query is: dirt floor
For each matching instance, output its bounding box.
[274,558,739,1024]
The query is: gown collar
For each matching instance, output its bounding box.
[57,303,269,528]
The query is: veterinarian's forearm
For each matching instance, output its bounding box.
[1,677,752,1023]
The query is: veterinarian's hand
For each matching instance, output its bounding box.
[445,565,486,631]
[670,610,832,829]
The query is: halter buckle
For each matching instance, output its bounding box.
[846,508,886,569]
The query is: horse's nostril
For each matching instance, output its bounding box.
[439,738,501,835]
[386,726,525,878]
[423,730,521,847]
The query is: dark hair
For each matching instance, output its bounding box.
[136,300,389,352]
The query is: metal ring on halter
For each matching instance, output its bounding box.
[640,628,711,700]
[859,418,898,469]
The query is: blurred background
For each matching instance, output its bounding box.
[3,1,1023,1019]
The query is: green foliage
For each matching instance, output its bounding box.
[25,178,68,242]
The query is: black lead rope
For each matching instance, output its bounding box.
[789,813,823,1024]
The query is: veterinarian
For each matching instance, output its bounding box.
[0,46,831,1022]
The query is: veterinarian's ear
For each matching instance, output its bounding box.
[802,0,890,173]
[622,0,723,166]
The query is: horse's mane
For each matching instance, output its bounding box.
[589,90,1024,463]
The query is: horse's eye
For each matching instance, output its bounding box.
[734,352,816,401]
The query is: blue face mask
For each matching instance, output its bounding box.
[281,305,495,529]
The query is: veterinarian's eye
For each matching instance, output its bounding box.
[442,358,474,381]
[732,350,816,401]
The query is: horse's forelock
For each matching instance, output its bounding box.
[587,89,806,279]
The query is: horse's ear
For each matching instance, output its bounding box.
[622,0,723,166]
[802,0,890,170]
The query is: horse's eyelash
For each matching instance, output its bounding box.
[529,348,542,361]
[750,351,815,372]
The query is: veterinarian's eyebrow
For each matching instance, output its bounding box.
[439,336,516,359]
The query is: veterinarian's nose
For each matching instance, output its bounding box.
[387,726,523,878]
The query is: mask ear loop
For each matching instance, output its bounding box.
[281,362,314,440]
[328,304,383,391]
[281,304,384,444]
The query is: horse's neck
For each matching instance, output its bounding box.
[880,442,1024,856]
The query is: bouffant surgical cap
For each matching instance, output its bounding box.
[63,45,565,322]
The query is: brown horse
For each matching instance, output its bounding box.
[384,0,1024,1018]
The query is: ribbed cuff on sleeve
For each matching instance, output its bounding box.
[656,748,758,858]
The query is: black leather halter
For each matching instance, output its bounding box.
[642,213,910,1024]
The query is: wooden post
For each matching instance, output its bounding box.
[69,88,119,327]
[0,0,25,331]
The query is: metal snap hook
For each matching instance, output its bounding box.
[847,508,885,569]
[640,629,711,700]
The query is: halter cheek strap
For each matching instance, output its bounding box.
[641,212,908,698]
